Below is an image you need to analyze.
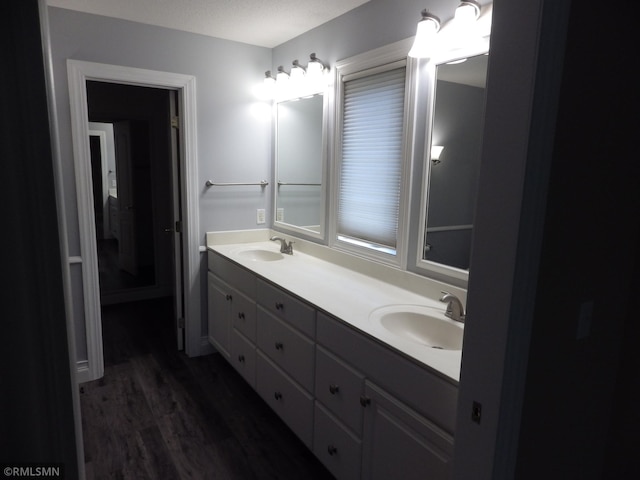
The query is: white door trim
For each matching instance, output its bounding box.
[67,60,200,382]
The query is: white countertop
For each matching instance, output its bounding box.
[207,237,463,383]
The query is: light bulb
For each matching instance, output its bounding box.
[408,11,441,59]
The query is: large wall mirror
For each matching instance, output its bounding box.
[274,92,326,237]
[417,49,489,284]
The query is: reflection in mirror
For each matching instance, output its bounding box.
[421,53,488,276]
[275,94,324,235]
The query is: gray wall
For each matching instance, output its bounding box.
[49,7,273,245]
[48,7,272,361]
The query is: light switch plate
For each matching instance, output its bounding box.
[276,208,284,222]
[256,209,265,224]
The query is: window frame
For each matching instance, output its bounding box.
[329,38,418,267]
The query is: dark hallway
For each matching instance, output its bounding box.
[87,81,176,305]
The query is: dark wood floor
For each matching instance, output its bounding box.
[80,297,333,479]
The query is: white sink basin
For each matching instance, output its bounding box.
[236,249,284,262]
[369,305,464,351]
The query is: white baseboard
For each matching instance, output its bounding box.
[76,360,92,384]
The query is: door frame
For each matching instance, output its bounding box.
[87,127,109,239]
[67,60,200,382]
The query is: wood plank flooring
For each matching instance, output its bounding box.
[80,297,333,479]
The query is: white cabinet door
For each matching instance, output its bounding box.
[207,272,232,359]
[361,381,453,480]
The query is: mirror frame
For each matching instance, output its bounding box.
[415,36,491,286]
[272,87,329,241]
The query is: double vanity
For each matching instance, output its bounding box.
[207,230,465,479]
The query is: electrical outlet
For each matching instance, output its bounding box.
[276,208,284,222]
[256,209,265,224]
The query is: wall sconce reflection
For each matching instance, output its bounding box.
[431,145,444,164]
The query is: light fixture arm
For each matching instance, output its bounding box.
[309,53,327,71]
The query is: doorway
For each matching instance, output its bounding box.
[87,82,175,306]
[67,60,201,383]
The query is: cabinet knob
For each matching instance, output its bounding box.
[360,395,371,407]
[275,302,284,310]
[274,391,283,401]
[275,342,284,351]
[329,384,340,395]
[327,445,338,456]
[238,312,245,320]
[225,294,232,301]
[238,354,245,363]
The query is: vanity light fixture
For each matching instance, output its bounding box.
[262,53,329,101]
[455,1,481,26]
[431,145,444,164]
[306,53,327,79]
[290,59,306,80]
[264,70,276,86]
[276,65,290,83]
[408,10,441,58]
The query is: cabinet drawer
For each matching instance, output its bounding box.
[208,251,256,297]
[257,307,315,392]
[256,279,315,337]
[315,346,365,437]
[313,402,362,480]
[256,351,314,448]
[231,291,256,342]
[230,330,256,388]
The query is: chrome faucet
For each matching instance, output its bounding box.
[270,236,294,255]
[440,291,466,323]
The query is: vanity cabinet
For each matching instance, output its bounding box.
[207,249,457,479]
[360,382,453,480]
[207,272,232,358]
[315,312,455,480]
[207,253,257,386]
[256,351,315,448]
[255,277,316,447]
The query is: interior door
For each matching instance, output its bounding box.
[113,121,138,276]
[170,91,185,350]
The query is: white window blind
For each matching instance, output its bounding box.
[338,66,406,253]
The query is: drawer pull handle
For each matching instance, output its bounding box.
[327,445,338,456]
[225,294,233,301]
[274,391,283,401]
[238,312,245,320]
[275,342,284,351]
[360,395,371,407]
[238,354,245,363]
[275,302,284,310]
[329,384,340,395]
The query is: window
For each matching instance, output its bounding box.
[338,66,406,255]
[332,44,415,265]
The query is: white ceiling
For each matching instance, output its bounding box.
[47,0,371,48]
